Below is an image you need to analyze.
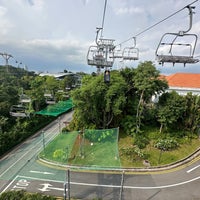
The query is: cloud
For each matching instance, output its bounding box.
[27,0,44,10]
[115,6,144,15]
[0,0,199,74]
[19,38,88,66]
[0,6,13,36]
[81,0,90,6]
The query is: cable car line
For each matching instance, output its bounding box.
[100,0,107,38]
[115,0,198,47]
[87,0,199,80]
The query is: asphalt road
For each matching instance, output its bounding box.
[1,111,200,200]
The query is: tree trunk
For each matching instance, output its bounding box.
[136,90,144,133]
[159,123,163,133]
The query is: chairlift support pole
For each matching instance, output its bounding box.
[0,52,13,72]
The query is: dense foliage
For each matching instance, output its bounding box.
[69,61,200,154]
[0,65,81,156]
[70,61,169,132]
[0,190,56,200]
[70,70,127,129]
[1,62,200,158]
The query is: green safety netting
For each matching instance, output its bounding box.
[35,99,73,116]
[40,131,79,163]
[41,128,121,170]
[71,128,121,169]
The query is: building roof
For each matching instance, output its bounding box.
[164,73,200,88]
[39,72,75,78]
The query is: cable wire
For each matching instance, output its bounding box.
[100,0,108,38]
[116,0,198,47]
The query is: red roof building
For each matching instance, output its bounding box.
[153,73,200,102]
[164,73,200,96]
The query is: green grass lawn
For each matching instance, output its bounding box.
[118,130,200,168]
[71,141,121,168]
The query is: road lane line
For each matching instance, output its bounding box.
[30,170,54,175]
[187,165,200,173]
[0,175,19,194]
[0,147,36,178]
[17,175,200,190]
[0,125,58,178]
[17,175,64,183]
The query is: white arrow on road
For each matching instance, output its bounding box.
[38,183,64,192]
[30,170,54,175]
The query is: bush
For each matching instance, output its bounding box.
[84,129,114,143]
[121,115,136,136]
[154,138,179,151]
[0,190,56,200]
[120,146,147,162]
[133,134,149,149]
[53,149,66,160]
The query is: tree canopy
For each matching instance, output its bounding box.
[71,70,127,129]
[1,63,200,158]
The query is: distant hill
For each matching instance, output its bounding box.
[0,65,35,78]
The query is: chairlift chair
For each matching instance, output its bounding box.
[156,32,199,66]
[98,38,115,52]
[122,37,139,61]
[110,45,123,59]
[44,93,56,104]
[122,47,139,60]
[10,105,28,117]
[156,5,199,66]
[112,50,123,59]
[87,45,114,68]
[20,94,31,103]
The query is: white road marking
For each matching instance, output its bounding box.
[38,183,64,192]
[17,175,200,190]
[17,175,64,183]
[187,165,200,173]
[30,170,54,175]
[0,125,58,178]
[0,175,19,194]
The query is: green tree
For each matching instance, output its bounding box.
[184,93,200,133]
[0,116,8,133]
[71,71,127,129]
[29,76,46,111]
[157,91,186,133]
[45,76,59,95]
[63,74,76,89]
[133,61,168,133]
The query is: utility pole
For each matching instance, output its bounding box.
[0,52,13,72]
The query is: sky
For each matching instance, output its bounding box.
[0,0,199,75]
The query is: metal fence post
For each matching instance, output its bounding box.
[119,171,124,200]
[67,169,70,200]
